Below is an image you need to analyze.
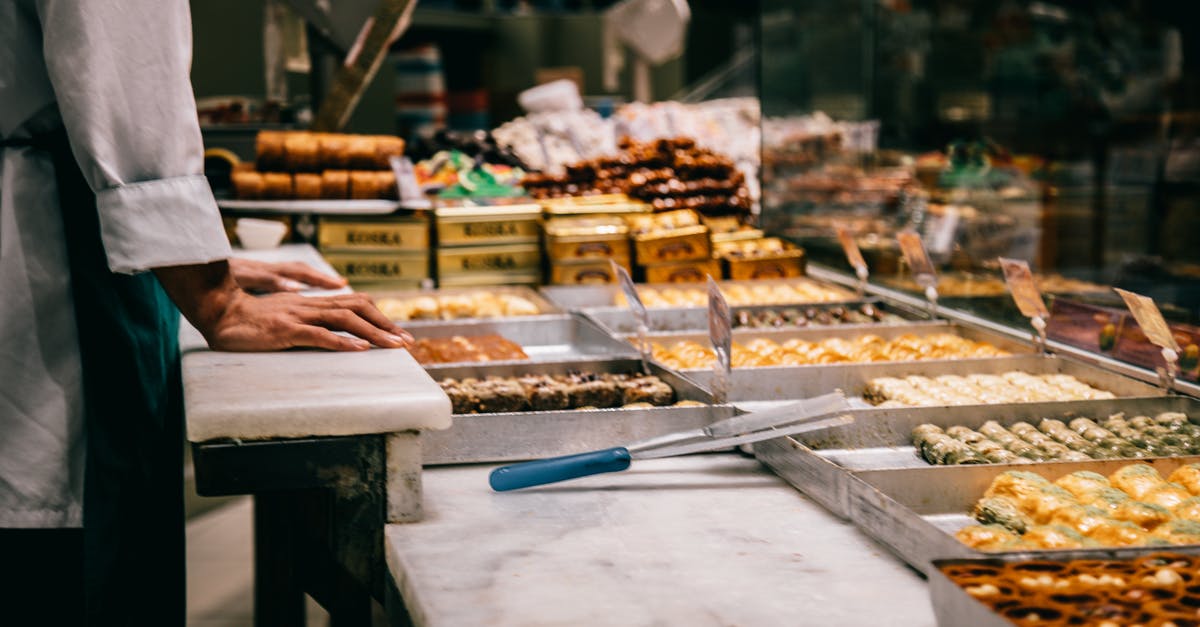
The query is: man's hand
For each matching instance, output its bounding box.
[205,291,414,352]
[229,258,348,293]
[155,260,412,352]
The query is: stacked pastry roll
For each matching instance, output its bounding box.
[864,372,1115,408]
[957,465,1200,551]
[231,130,406,200]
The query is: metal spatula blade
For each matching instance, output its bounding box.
[489,393,854,492]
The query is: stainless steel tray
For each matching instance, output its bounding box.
[366,285,565,326]
[406,314,638,364]
[927,561,1014,627]
[636,320,1030,351]
[583,299,930,336]
[538,277,856,312]
[848,455,1200,575]
[420,357,737,464]
[927,552,1200,627]
[686,353,1162,404]
[756,396,1200,519]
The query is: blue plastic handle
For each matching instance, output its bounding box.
[489,447,632,492]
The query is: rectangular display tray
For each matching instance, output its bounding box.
[848,455,1200,575]
[365,285,565,326]
[405,314,638,364]
[634,320,1030,352]
[756,396,1200,519]
[926,552,1200,627]
[683,353,1162,404]
[538,277,855,311]
[419,357,737,464]
[583,299,928,336]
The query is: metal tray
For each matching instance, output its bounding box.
[685,353,1162,404]
[538,277,856,312]
[218,199,412,214]
[635,320,1031,352]
[583,299,929,336]
[420,357,737,464]
[365,285,565,326]
[927,560,1013,627]
[406,314,637,365]
[756,396,1200,519]
[848,455,1200,575]
[927,552,1200,627]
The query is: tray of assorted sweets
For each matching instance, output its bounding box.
[929,552,1200,627]
[582,300,926,336]
[638,321,1026,372]
[847,456,1200,575]
[539,277,855,312]
[419,357,737,464]
[371,286,562,325]
[679,348,1158,404]
[405,314,636,367]
[755,397,1198,519]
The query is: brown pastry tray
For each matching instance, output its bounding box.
[847,455,1200,576]
[404,313,638,365]
[755,396,1200,519]
[366,285,564,326]
[419,357,737,464]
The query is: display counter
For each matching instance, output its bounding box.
[384,455,935,627]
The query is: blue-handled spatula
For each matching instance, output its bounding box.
[489,392,853,492]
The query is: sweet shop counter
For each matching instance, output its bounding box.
[383,455,936,627]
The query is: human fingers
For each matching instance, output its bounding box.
[304,307,410,348]
[286,323,372,351]
[307,294,411,338]
[275,262,347,289]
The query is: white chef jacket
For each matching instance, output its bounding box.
[0,0,232,527]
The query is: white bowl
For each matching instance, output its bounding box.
[236,218,287,250]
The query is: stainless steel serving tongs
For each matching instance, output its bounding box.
[488,392,854,491]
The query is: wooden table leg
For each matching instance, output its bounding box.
[254,493,305,627]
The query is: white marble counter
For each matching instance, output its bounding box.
[181,243,451,443]
[385,455,935,627]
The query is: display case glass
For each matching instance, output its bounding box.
[759,0,1200,381]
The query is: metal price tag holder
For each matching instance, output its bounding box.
[999,258,1050,354]
[835,225,870,297]
[897,230,939,320]
[1115,288,1181,394]
[707,276,733,405]
[612,260,651,374]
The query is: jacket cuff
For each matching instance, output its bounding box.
[95,174,232,273]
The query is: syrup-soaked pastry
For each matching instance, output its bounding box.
[377,292,543,321]
[410,334,529,366]
[437,372,685,414]
[962,463,1200,552]
[869,372,1114,408]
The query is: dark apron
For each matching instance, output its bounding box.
[1,130,185,625]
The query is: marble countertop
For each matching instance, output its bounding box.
[181,244,451,442]
[385,455,935,627]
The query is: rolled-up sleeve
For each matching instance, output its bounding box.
[35,0,231,273]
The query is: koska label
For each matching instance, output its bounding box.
[324,253,429,280]
[438,245,541,275]
[318,220,429,251]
